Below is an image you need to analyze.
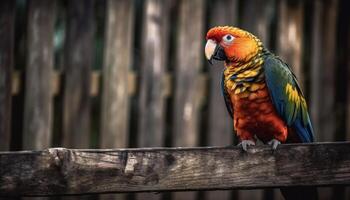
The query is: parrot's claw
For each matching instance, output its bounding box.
[268,139,281,150]
[238,140,255,151]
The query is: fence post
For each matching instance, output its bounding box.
[137,0,170,149]
[347,2,350,198]
[63,0,94,148]
[310,0,338,143]
[23,0,55,150]
[100,0,133,150]
[342,0,350,198]
[0,0,15,151]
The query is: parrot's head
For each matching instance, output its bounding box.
[205,26,263,64]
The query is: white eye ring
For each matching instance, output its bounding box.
[222,34,235,44]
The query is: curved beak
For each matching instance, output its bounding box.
[205,39,227,65]
[205,39,217,64]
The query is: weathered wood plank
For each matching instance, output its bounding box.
[173,0,204,152]
[310,0,337,142]
[23,0,55,150]
[277,0,304,88]
[63,0,94,148]
[345,0,350,198]
[172,0,205,199]
[345,0,350,145]
[100,0,134,149]
[0,0,15,151]
[241,0,275,48]
[206,0,238,200]
[0,142,350,197]
[310,0,323,142]
[137,0,170,148]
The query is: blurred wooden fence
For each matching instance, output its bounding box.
[0,0,349,200]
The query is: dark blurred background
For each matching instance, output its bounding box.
[0,0,349,200]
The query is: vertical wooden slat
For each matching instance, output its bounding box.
[277,0,304,87]
[63,0,94,148]
[100,0,133,149]
[173,0,204,148]
[206,0,237,200]
[310,0,338,142]
[172,0,204,199]
[137,0,170,148]
[100,0,133,150]
[241,0,274,48]
[347,3,350,142]
[310,0,323,142]
[23,0,55,150]
[100,0,134,200]
[0,0,15,151]
[346,2,350,199]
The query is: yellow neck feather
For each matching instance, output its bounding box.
[223,53,265,95]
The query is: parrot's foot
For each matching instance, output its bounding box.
[238,140,255,151]
[268,139,281,150]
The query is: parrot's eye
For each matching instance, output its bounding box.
[222,34,235,44]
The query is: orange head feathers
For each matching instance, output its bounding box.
[205,26,263,63]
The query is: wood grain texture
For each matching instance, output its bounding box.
[277,0,304,88]
[310,0,337,142]
[100,0,134,149]
[346,0,350,198]
[241,0,275,48]
[310,0,323,142]
[137,0,170,148]
[347,1,350,142]
[206,1,238,199]
[23,0,55,150]
[1,142,350,197]
[63,0,94,148]
[173,0,204,148]
[0,0,15,151]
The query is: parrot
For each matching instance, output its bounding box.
[205,26,317,200]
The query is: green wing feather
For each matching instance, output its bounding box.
[263,54,314,142]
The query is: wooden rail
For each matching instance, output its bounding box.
[0,142,350,197]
